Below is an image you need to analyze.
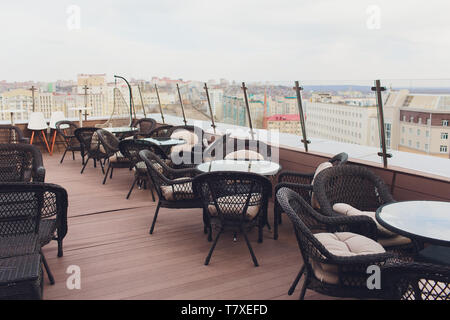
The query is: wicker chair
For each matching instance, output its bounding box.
[96,129,131,185]
[273,152,348,239]
[148,125,173,138]
[119,139,168,200]
[0,182,68,286]
[132,118,157,139]
[74,127,110,174]
[312,165,418,254]
[276,187,394,299]
[382,261,450,300]
[0,125,29,144]
[193,172,272,266]
[55,120,84,164]
[0,144,45,183]
[167,125,207,167]
[139,149,204,235]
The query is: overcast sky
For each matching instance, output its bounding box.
[1,0,450,83]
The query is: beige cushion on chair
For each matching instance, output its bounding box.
[310,162,333,209]
[332,203,412,248]
[224,150,264,160]
[311,232,385,284]
[160,178,194,201]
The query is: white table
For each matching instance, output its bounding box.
[197,159,281,176]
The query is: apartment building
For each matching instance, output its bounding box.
[0,88,33,122]
[384,90,450,158]
[267,114,302,135]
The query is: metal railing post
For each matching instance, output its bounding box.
[294,81,310,152]
[204,83,217,134]
[372,79,392,168]
[154,84,165,124]
[241,82,255,139]
[176,83,187,126]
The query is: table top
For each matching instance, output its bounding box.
[376,201,450,246]
[197,159,281,176]
[104,126,138,133]
[142,137,186,146]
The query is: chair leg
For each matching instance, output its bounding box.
[30,131,35,144]
[242,228,259,267]
[40,130,51,154]
[204,229,223,265]
[288,265,305,295]
[80,157,90,174]
[298,271,309,300]
[109,166,114,179]
[50,130,57,155]
[72,151,75,160]
[102,163,111,184]
[126,176,138,199]
[41,251,55,285]
[57,239,64,257]
[60,148,68,164]
[99,158,105,174]
[149,201,161,234]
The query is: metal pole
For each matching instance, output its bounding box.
[372,79,391,168]
[155,84,165,124]
[241,82,254,139]
[114,75,133,127]
[83,85,89,121]
[294,81,310,152]
[176,83,187,126]
[204,83,216,134]
[137,84,146,118]
[30,86,36,112]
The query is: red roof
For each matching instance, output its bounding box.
[267,114,300,121]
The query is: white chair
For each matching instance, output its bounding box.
[49,111,66,155]
[28,112,50,153]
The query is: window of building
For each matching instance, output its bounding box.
[401,138,404,144]
[426,130,430,137]
[443,120,449,127]
[442,132,449,140]
[402,127,405,133]
[416,142,420,149]
[408,140,412,147]
[425,144,429,151]
[417,129,420,136]
[440,145,448,153]
[410,116,414,122]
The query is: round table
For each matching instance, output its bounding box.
[142,137,186,147]
[376,201,450,247]
[196,159,281,176]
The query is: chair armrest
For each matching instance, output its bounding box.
[33,166,46,182]
[275,182,313,204]
[320,214,379,241]
[278,171,314,184]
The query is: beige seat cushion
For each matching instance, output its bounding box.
[224,150,264,160]
[207,194,261,220]
[109,151,127,163]
[310,162,333,209]
[90,132,106,153]
[160,178,194,201]
[332,203,412,247]
[311,232,386,284]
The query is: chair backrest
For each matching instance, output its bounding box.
[313,165,394,214]
[56,121,78,138]
[0,125,27,144]
[193,171,272,223]
[96,129,120,155]
[0,182,68,238]
[149,125,173,138]
[0,144,45,182]
[224,138,272,160]
[328,152,348,165]
[74,127,101,157]
[134,118,157,136]
[119,139,167,168]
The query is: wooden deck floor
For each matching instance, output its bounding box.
[41,151,329,300]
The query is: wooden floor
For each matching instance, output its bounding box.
[41,150,330,300]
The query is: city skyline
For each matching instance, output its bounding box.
[2,1,450,82]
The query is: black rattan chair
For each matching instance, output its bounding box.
[312,165,418,254]
[193,172,272,266]
[0,182,68,286]
[133,118,157,139]
[75,127,110,174]
[382,261,450,300]
[273,152,348,239]
[0,125,29,144]
[119,139,168,200]
[149,125,173,138]
[55,120,84,164]
[0,144,45,183]
[96,129,131,185]
[276,187,393,299]
[139,149,204,235]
